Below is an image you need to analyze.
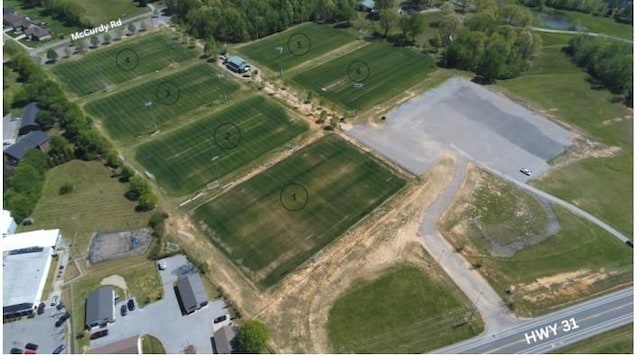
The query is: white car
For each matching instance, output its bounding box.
[50,295,59,306]
[519,168,532,176]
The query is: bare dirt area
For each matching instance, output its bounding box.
[166,157,459,352]
[100,274,128,291]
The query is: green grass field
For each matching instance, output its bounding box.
[564,11,633,40]
[193,135,405,288]
[290,42,436,111]
[236,22,358,72]
[497,33,633,238]
[84,63,240,142]
[70,0,149,24]
[51,32,197,96]
[142,335,167,354]
[135,95,308,196]
[440,167,633,316]
[328,265,482,353]
[19,160,152,259]
[558,324,632,353]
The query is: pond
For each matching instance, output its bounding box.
[537,12,572,30]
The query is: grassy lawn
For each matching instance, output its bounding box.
[440,167,633,316]
[496,32,633,238]
[290,42,436,112]
[193,135,405,288]
[135,95,308,197]
[42,255,59,302]
[563,11,633,40]
[327,265,482,353]
[558,323,633,353]
[51,32,197,96]
[84,63,240,143]
[414,11,446,47]
[69,0,149,24]
[4,0,83,43]
[142,334,167,354]
[69,256,162,352]
[19,160,152,259]
[236,22,358,72]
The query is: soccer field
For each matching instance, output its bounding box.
[135,95,308,197]
[193,135,406,288]
[84,63,240,142]
[290,42,436,111]
[51,32,196,96]
[236,22,357,72]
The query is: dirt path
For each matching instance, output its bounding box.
[419,154,520,334]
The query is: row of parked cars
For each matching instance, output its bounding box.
[9,343,64,354]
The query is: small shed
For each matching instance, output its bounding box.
[85,286,115,329]
[224,56,250,73]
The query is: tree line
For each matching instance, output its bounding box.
[438,2,542,82]
[566,35,632,102]
[165,0,359,42]
[3,42,157,222]
[518,0,633,24]
[19,0,93,29]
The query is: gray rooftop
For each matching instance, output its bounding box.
[3,247,51,312]
[20,102,39,129]
[176,274,208,310]
[85,286,114,327]
[213,325,238,354]
[4,130,49,160]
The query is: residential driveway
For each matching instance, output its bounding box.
[89,255,230,353]
[346,77,573,182]
[3,307,68,354]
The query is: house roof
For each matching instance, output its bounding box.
[21,102,39,129]
[226,56,248,68]
[87,335,141,354]
[85,286,114,327]
[176,274,208,310]
[25,24,50,38]
[4,13,32,29]
[213,325,238,354]
[3,247,52,314]
[359,0,376,9]
[3,114,20,145]
[4,130,50,160]
[2,229,60,252]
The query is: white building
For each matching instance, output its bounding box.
[2,228,60,253]
[1,210,17,237]
[3,247,52,317]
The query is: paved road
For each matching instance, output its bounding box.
[528,26,633,44]
[431,286,633,353]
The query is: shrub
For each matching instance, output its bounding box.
[59,182,74,195]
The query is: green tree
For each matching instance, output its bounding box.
[90,35,99,48]
[438,14,463,45]
[47,135,75,166]
[203,38,217,58]
[440,1,456,16]
[103,32,112,44]
[407,14,424,43]
[36,110,55,130]
[4,189,35,223]
[475,0,498,15]
[127,175,149,201]
[63,47,72,57]
[138,190,157,211]
[378,9,397,37]
[128,22,136,35]
[105,150,122,169]
[46,48,58,62]
[238,320,269,353]
[120,165,135,182]
[375,0,394,9]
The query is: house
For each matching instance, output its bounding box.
[176,274,208,315]
[356,0,376,12]
[224,56,250,73]
[87,335,141,354]
[25,24,51,41]
[213,325,239,354]
[19,102,40,135]
[2,228,60,253]
[3,12,34,32]
[4,130,50,162]
[85,286,115,329]
[3,247,53,318]
[1,210,18,237]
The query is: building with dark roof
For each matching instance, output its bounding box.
[85,286,115,329]
[19,102,40,135]
[357,0,376,11]
[25,24,51,41]
[87,335,141,354]
[176,274,208,315]
[224,56,250,73]
[3,12,34,32]
[213,325,239,354]
[4,130,50,162]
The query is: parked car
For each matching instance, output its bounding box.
[90,329,109,340]
[120,304,128,317]
[24,343,38,351]
[626,240,633,248]
[56,303,65,311]
[50,295,59,307]
[127,299,135,311]
[37,303,45,315]
[24,350,35,354]
[52,344,65,354]
[10,348,22,354]
[519,168,532,176]
[55,313,70,327]
[213,314,228,324]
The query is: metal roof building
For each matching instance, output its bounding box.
[2,228,60,252]
[87,335,141,354]
[213,325,239,354]
[4,130,50,161]
[2,247,52,317]
[176,274,208,314]
[85,286,115,329]
[225,56,250,73]
[19,102,40,135]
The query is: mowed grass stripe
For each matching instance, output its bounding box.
[135,95,308,196]
[291,42,436,111]
[85,63,240,142]
[52,32,196,96]
[236,23,357,72]
[193,135,406,288]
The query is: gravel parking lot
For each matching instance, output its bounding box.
[347,77,573,182]
[89,255,230,354]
